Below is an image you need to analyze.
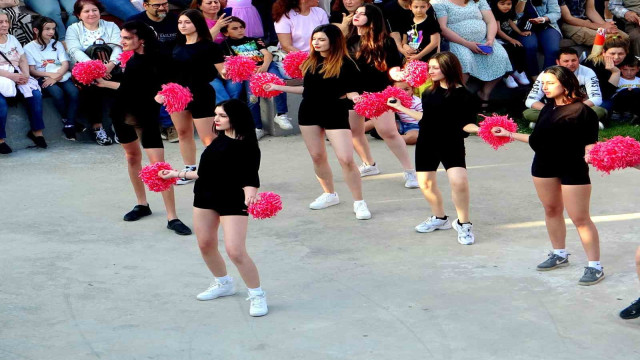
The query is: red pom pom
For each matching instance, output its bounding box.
[478,114,518,150]
[403,60,429,88]
[158,83,193,114]
[382,85,413,112]
[224,55,257,83]
[249,72,285,98]
[118,50,134,69]
[247,192,283,219]
[354,91,389,119]
[138,162,177,192]
[589,136,640,174]
[282,51,308,79]
[71,60,107,85]
[389,67,406,82]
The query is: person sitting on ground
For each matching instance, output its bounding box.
[559,0,627,46]
[611,54,640,121]
[392,80,421,145]
[609,0,640,56]
[525,47,606,128]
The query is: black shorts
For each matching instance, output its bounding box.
[415,138,466,172]
[193,189,248,216]
[187,86,216,119]
[531,155,591,185]
[112,113,164,149]
[298,100,350,130]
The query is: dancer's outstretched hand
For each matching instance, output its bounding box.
[491,127,510,137]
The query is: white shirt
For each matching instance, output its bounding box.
[24,39,70,73]
[0,34,23,69]
[274,8,329,52]
[526,65,603,108]
[617,77,640,92]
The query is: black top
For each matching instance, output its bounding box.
[194,134,261,195]
[583,59,617,100]
[384,0,414,34]
[128,12,179,56]
[302,56,361,104]
[420,86,477,143]
[221,36,267,65]
[115,52,167,120]
[529,102,598,162]
[329,10,348,24]
[405,8,441,60]
[352,37,402,92]
[172,41,224,91]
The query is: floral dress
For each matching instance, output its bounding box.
[431,0,512,81]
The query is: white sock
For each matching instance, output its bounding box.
[186,164,196,170]
[588,261,602,270]
[354,200,365,206]
[215,275,231,284]
[553,249,567,258]
[248,287,263,296]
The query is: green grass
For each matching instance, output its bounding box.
[599,124,640,141]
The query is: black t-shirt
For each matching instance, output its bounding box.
[329,10,348,24]
[419,86,477,143]
[172,40,224,90]
[529,102,598,162]
[352,37,402,92]
[384,0,413,35]
[405,8,441,60]
[116,52,168,120]
[583,59,618,100]
[127,12,178,56]
[221,36,267,65]
[302,56,361,105]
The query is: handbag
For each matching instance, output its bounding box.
[84,38,122,77]
[0,50,19,98]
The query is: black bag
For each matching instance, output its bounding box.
[84,38,122,77]
[517,1,551,33]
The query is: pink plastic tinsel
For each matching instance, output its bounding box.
[382,86,413,113]
[118,50,134,69]
[478,114,518,150]
[588,136,640,174]
[224,55,257,83]
[354,91,389,119]
[403,60,429,87]
[247,192,283,219]
[71,60,107,85]
[389,67,406,81]
[158,83,193,114]
[282,51,308,79]
[249,72,285,98]
[138,162,177,192]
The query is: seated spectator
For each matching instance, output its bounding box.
[514,0,561,80]
[609,0,640,56]
[524,47,607,127]
[384,0,414,56]
[560,0,627,46]
[227,0,263,38]
[491,0,531,88]
[1,0,33,45]
[0,11,45,154]
[392,80,421,145]
[330,0,372,35]
[24,0,77,40]
[191,0,230,44]
[272,0,329,53]
[24,16,79,141]
[219,16,292,138]
[612,54,640,121]
[401,0,441,61]
[99,0,140,21]
[66,0,123,146]
[431,0,512,106]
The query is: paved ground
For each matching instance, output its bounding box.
[1,135,640,360]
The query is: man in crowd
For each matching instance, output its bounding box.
[560,0,627,45]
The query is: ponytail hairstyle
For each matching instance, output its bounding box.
[542,65,586,104]
[32,16,59,51]
[215,99,258,142]
[121,20,160,55]
[587,34,629,65]
[301,24,353,79]
[428,52,465,93]
[354,4,389,71]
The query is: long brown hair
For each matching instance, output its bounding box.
[542,66,585,104]
[301,24,354,79]
[429,52,464,92]
[587,35,630,65]
[354,4,388,71]
[272,0,301,22]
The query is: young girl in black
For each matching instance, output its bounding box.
[490,0,530,87]
[96,21,191,236]
[265,24,371,220]
[387,52,480,245]
[492,65,603,286]
[401,0,441,62]
[160,99,268,317]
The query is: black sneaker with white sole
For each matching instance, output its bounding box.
[536,252,569,271]
[578,266,605,286]
[620,298,640,320]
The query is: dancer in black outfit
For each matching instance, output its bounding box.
[492,65,604,286]
[160,99,268,317]
[265,24,372,220]
[96,21,191,235]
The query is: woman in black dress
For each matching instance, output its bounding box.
[492,65,603,286]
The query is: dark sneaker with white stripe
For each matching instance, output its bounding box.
[536,252,569,271]
[620,298,640,320]
[578,267,605,286]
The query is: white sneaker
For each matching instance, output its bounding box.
[529,122,536,129]
[503,75,518,89]
[273,114,293,130]
[513,71,530,85]
[176,165,195,185]
[255,128,265,140]
[358,162,380,177]
[353,200,372,220]
[415,215,452,233]
[453,218,475,245]
[309,192,340,210]
[403,170,419,188]
[247,291,268,317]
[196,278,236,301]
[598,121,604,130]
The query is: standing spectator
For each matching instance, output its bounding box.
[66,0,123,146]
[560,0,626,45]
[272,0,329,53]
[1,0,33,45]
[609,0,640,56]
[384,0,414,56]
[24,0,77,40]
[226,0,264,38]
[330,0,371,35]
[514,0,561,79]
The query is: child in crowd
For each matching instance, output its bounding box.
[393,80,421,145]
[402,0,441,61]
[490,0,530,88]
[220,17,291,139]
[612,56,640,122]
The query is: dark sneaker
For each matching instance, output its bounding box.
[620,298,640,320]
[578,267,605,286]
[93,127,113,146]
[0,142,12,154]
[167,219,192,235]
[63,126,77,141]
[27,131,47,148]
[123,204,152,222]
[536,252,569,271]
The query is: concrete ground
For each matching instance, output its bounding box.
[1,134,640,360]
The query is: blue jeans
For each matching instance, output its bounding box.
[100,0,140,21]
[40,79,79,125]
[24,0,78,39]
[211,78,230,104]
[159,106,173,128]
[0,90,45,140]
[519,27,561,76]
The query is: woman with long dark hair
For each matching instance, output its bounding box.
[160,99,268,317]
[492,65,603,285]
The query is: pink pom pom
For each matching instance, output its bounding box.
[478,114,518,150]
[403,60,429,88]
[382,85,413,112]
[247,192,283,219]
[389,67,406,82]
[249,72,285,98]
[118,50,134,69]
[589,136,640,174]
[224,55,257,83]
[158,83,193,114]
[282,51,308,79]
[138,162,177,192]
[354,91,389,119]
[71,60,107,85]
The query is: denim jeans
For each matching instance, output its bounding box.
[519,27,561,76]
[211,77,230,104]
[159,106,173,128]
[24,0,78,39]
[0,90,45,140]
[100,0,140,21]
[40,79,79,125]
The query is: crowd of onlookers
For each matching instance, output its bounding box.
[0,0,639,155]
